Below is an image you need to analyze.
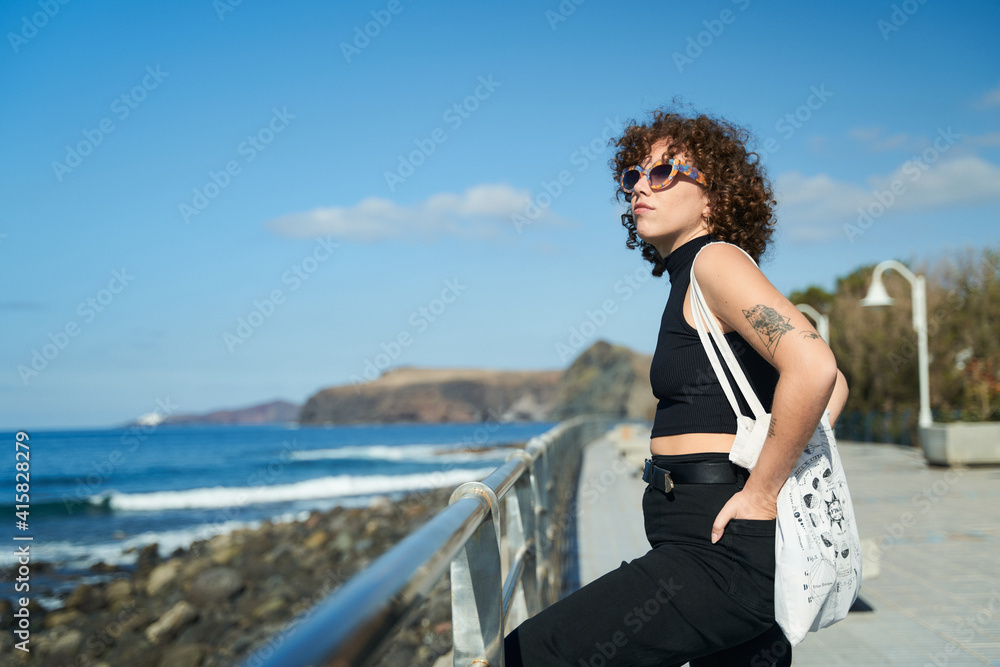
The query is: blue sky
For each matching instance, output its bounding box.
[3,0,999,429]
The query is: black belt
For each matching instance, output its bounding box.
[642,458,749,494]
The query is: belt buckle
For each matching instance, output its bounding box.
[643,458,675,493]
[661,467,675,493]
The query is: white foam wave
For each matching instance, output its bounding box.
[287,443,508,463]
[97,467,493,511]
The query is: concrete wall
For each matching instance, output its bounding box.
[920,423,1000,465]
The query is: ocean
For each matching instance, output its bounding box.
[1,420,557,608]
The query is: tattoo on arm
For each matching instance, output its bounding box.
[800,331,822,340]
[767,416,777,439]
[742,305,794,358]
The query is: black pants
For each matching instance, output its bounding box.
[504,452,792,666]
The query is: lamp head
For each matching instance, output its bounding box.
[861,275,895,307]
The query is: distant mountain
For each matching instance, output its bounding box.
[131,399,300,426]
[299,366,564,425]
[550,340,655,422]
[126,340,657,428]
[299,340,656,426]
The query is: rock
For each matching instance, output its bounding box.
[157,642,206,667]
[146,560,182,596]
[89,560,120,573]
[105,578,133,604]
[43,608,83,629]
[64,582,106,612]
[210,544,242,566]
[103,631,155,665]
[263,542,295,564]
[188,566,244,605]
[369,495,393,513]
[145,600,198,645]
[251,596,286,620]
[0,599,11,630]
[25,597,47,623]
[331,531,353,552]
[135,543,160,576]
[207,532,232,552]
[181,555,215,581]
[303,530,328,550]
[48,629,84,661]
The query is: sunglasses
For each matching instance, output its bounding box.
[620,159,707,193]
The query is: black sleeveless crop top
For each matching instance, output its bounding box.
[649,234,779,438]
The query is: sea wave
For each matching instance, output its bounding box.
[94,467,494,511]
[287,443,510,463]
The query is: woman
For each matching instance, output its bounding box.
[503,105,849,666]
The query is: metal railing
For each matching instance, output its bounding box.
[241,414,614,667]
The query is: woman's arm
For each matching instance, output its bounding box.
[827,369,849,426]
[692,243,839,543]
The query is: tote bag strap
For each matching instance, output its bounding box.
[689,242,768,419]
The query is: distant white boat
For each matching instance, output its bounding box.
[135,412,165,426]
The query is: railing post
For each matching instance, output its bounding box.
[449,482,503,667]
[532,434,554,606]
[505,450,538,623]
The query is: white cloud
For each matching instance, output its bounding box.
[264,183,571,241]
[847,126,918,153]
[980,83,1000,108]
[848,126,881,143]
[776,155,1000,241]
[967,131,1000,147]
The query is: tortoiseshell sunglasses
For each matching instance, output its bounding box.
[620,159,707,193]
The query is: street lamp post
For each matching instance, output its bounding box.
[861,259,932,428]
[795,303,830,344]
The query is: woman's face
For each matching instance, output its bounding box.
[628,139,711,257]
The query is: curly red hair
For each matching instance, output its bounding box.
[610,103,777,276]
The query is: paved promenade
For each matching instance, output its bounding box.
[575,423,1000,666]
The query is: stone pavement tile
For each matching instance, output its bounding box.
[576,431,648,586]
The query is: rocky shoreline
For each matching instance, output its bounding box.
[0,487,456,667]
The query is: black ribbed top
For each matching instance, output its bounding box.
[649,234,778,437]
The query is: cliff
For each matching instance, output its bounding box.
[298,366,563,425]
[549,340,656,422]
[298,341,656,425]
